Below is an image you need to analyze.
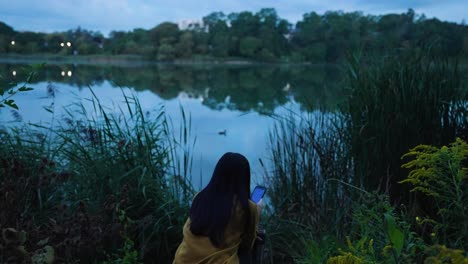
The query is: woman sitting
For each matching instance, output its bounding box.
[173,152,261,264]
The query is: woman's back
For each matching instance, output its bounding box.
[173,152,258,264]
[173,199,258,264]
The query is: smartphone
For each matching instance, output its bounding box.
[251,186,267,204]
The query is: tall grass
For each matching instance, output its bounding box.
[263,112,357,263]
[0,89,192,263]
[265,49,467,262]
[164,104,197,202]
[345,50,467,205]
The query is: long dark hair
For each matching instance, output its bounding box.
[189,152,251,247]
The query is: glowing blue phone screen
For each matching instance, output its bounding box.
[251,187,266,203]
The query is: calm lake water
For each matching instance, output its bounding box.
[0,62,344,188]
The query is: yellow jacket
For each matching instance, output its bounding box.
[173,200,259,264]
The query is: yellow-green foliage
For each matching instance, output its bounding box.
[326,237,376,264]
[424,245,468,264]
[327,253,366,264]
[400,138,467,249]
[344,236,375,257]
[400,137,467,198]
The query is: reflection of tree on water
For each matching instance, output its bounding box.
[0,63,345,113]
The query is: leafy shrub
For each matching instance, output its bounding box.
[424,245,468,264]
[326,237,370,264]
[325,192,425,264]
[400,138,467,249]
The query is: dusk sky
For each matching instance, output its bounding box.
[1,0,466,35]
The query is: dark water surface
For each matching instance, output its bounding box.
[0,63,344,188]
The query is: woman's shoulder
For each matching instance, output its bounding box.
[248,200,258,214]
[248,199,257,208]
[232,199,257,216]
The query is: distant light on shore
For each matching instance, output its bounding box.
[12,70,16,76]
[11,40,15,45]
[66,42,71,47]
[67,71,72,77]
[60,42,65,47]
[61,71,65,76]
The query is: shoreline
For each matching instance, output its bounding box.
[0,53,316,67]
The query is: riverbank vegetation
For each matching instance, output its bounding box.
[0,91,195,262]
[1,48,467,263]
[264,49,467,263]
[1,8,467,63]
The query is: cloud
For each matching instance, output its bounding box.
[0,0,465,34]
[1,0,159,33]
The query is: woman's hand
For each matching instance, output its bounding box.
[257,198,263,215]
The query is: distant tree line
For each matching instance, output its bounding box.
[0,8,467,62]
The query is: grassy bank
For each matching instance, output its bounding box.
[0,91,194,263]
